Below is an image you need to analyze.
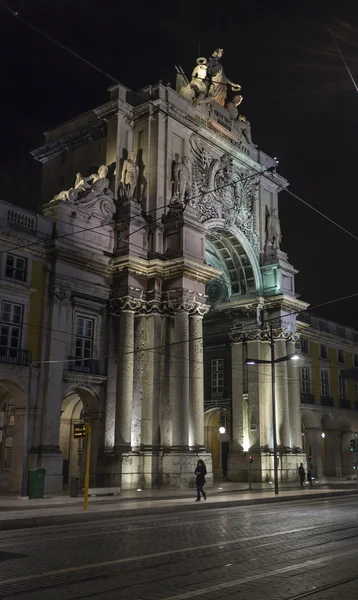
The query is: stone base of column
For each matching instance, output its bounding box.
[162,452,213,489]
[32,445,63,494]
[113,444,131,453]
[98,450,213,490]
[227,450,305,483]
[170,445,190,452]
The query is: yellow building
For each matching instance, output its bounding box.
[298,313,358,478]
[0,201,52,490]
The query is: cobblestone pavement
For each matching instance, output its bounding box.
[0,495,358,599]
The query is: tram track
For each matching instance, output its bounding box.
[284,574,358,599]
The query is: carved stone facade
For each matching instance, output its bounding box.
[5,49,324,493]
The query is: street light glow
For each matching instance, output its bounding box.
[290,354,300,361]
[246,360,256,365]
[321,432,326,439]
[219,426,226,434]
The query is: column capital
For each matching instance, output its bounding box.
[110,296,209,317]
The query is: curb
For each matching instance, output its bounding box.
[1,489,357,532]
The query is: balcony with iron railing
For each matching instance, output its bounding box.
[300,393,315,405]
[0,346,31,366]
[339,398,351,409]
[321,396,334,407]
[66,356,107,376]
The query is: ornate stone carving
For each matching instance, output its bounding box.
[51,165,116,218]
[120,152,139,200]
[180,48,241,107]
[170,154,191,204]
[230,325,299,343]
[225,96,255,146]
[50,285,71,301]
[110,296,209,317]
[265,208,281,252]
[189,137,259,253]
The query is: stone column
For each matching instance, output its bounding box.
[171,310,190,450]
[104,316,117,450]
[131,315,145,451]
[141,314,161,450]
[231,342,244,453]
[287,340,302,450]
[189,314,205,451]
[274,338,290,449]
[305,427,323,477]
[115,310,135,451]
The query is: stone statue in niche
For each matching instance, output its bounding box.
[52,165,114,203]
[170,154,191,204]
[266,208,281,250]
[225,96,255,146]
[180,48,241,107]
[120,151,139,200]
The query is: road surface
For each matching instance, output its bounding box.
[0,495,358,599]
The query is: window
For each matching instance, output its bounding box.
[320,344,328,360]
[75,316,94,364]
[338,349,345,364]
[5,254,27,282]
[0,302,23,353]
[301,367,311,395]
[300,338,309,355]
[321,370,329,397]
[339,373,347,400]
[4,437,12,470]
[211,358,224,395]
[354,354,358,368]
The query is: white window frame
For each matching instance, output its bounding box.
[211,358,224,395]
[321,370,330,397]
[337,349,345,364]
[320,344,328,360]
[339,372,347,400]
[74,315,95,368]
[301,366,311,395]
[1,252,32,286]
[0,301,23,353]
[4,254,27,283]
[300,338,309,355]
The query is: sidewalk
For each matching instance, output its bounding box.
[0,478,357,531]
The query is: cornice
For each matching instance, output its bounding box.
[111,255,221,284]
[110,295,209,317]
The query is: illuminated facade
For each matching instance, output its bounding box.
[3,51,353,493]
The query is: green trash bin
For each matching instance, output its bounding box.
[28,468,46,499]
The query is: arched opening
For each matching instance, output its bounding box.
[60,387,102,490]
[205,226,260,305]
[340,417,355,477]
[320,414,336,476]
[204,407,231,478]
[0,380,26,492]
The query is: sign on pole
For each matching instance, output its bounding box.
[73,424,87,438]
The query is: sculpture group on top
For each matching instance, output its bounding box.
[179,48,254,146]
[180,48,241,107]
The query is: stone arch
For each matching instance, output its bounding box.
[204,407,231,477]
[301,410,315,453]
[320,414,336,476]
[60,385,103,488]
[205,219,262,305]
[339,416,355,476]
[0,379,27,491]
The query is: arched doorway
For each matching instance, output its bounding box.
[321,414,336,476]
[204,408,231,478]
[0,380,26,492]
[340,417,354,477]
[60,386,102,489]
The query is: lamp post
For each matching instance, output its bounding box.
[246,327,300,495]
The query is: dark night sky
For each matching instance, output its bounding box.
[1,0,358,327]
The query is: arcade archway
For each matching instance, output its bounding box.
[60,386,102,489]
[0,380,26,492]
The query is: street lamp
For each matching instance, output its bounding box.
[245,327,300,495]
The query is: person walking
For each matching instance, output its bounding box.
[195,459,207,501]
[298,462,305,486]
